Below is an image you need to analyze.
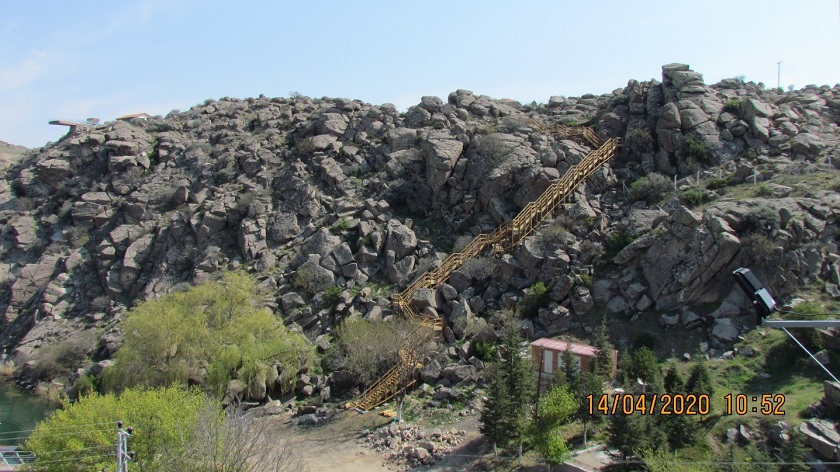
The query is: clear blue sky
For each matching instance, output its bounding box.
[2,0,839,148]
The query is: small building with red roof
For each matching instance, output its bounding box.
[530,338,617,381]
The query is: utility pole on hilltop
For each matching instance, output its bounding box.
[116,421,134,472]
[777,60,783,91]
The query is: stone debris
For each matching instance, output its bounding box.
[358,422,467,469]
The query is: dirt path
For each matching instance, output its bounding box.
[278,410,391,471]
[273,409,489,471]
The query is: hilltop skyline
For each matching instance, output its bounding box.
[2,0,839,148]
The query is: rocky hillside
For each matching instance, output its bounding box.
[0,141,28,173]
[2,63,839,393]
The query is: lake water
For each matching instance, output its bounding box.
[0,381,56,445]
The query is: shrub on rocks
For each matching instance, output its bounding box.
[741,233,780,266]
[625,127,655,154]
[679,189,707,208]
[32,330,97,381]
[742,206,780,234]
[629,173,672,204]
[723,98,743,114]
[522,282,550,318]
[684,135,712,164]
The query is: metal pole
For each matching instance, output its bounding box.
[777,60,783,90]
[781,327,840,383]
[763,320,840,328]
[116,422,133,472]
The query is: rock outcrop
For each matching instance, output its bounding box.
[2,64,840,394]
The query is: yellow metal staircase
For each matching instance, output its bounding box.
[351,125,619,411]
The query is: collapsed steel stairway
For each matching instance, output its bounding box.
[351,125,620,411]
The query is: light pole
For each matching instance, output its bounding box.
[733,268,840,383]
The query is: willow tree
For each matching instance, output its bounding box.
[103,272,314,399]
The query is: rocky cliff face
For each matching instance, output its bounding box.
[2,63,839,377]
[0,141,28,173]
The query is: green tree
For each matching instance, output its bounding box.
[591,319,614,381]
[775,429,808,472]
[658,407,697,450]
[659,364,698,449]
[716,442,778,472]
[561,347,580,392]
[576,372,603,447]
[685,360,714,398]
[479,364,512,451]
[625,347,662,393]
[531,386,577,470]
[26,387,303,472]
[609,409,669,459]
[102,272,315,399]
[478,326,535,450]
[26,387,206,472]
[663,364,684,395]
[502,326,536,449]
[608,412,646,459]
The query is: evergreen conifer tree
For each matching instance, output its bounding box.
[479,326,535,450]
[627,346,662,392]
[591,318,614,380]
[561,347,580,392]
[480,364,512,449]
[776,429,808,472]
[608,412,646,459]
[685,360,714,398]
[663,364,685,395]
[659,364,699,449]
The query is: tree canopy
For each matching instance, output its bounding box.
[479,326,535,450]
[25,387,304,472]
[26,387,206,472]
[531,386,577,465]
[102,272,314,399]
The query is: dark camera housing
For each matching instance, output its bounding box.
[732,267,776,323]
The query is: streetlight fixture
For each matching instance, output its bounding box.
[732,267,840,382]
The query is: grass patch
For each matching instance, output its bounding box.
[720,171,840,203]
[723,99,743,114]
[704,328,826,433]
[605,230,634,260]
[705,176,730,190]
[331,217,349,233]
